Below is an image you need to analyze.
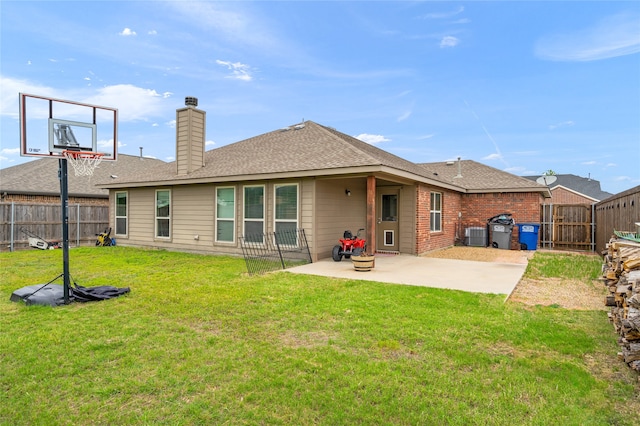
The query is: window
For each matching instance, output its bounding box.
[115,191,127,236]
[216,187,235,242]
[274,184,298,245]
[430,192,442,232]
[244,185,264,243]
[156,189,171,238]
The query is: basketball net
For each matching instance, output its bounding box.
[62,150,105,176]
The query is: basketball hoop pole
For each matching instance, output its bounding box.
[59,158,71,304]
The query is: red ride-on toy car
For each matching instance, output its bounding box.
[332,228,367,261]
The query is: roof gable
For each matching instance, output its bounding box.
[523,174,612,201]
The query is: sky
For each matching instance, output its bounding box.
[1,1,639,195]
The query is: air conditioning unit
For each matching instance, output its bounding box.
[464,227,486,247]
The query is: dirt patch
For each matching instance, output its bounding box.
[423,246,605,310]
[423,246,534,264]
[509,277,607,310]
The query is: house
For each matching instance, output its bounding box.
[523,174,613,204]
[0,154,166,250]
[0,154,166,205]
[97,100,550,261]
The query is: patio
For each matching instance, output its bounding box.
[287,253,528,295]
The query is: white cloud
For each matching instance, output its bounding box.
[148,30,158,35]
[166,120,176,129]
[581,161,597,165]
[84,85,166,121]
[397,110,412,122]
[1,147,20,155]
[548,120,575,130]
[355,133,391,144]
[162,92,173,99]
[483,153,502,161]
[440,36,459,48]
[606,163,617,168]
[535,12,640,61]
[417,134,435,140]
[216,60,253,81]
[504,166,527,174]
[420,6,465,20]
[119,28,137,36]
[205,140,216,147]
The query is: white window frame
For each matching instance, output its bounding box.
[273,183,299,247]
[430,191,442,232]
[155,189,171,239]
[383,230,395,246]
[115,191,128,236]
[215,186,235,243]
[243,185,265,244]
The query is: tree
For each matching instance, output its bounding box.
[543,169,556,176]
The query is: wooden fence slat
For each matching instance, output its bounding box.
[0,202,109,251]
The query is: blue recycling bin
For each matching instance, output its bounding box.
[517,223,540,250]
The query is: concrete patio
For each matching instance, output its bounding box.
[287,253,528,295]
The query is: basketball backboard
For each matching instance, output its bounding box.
[19,93,117,160]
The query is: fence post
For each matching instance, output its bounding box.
[274,232,286,270]
[10,202,15,252]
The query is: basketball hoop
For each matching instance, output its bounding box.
[62,150,105,176]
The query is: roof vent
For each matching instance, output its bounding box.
[185,97,198,107]
[294,123,305,130]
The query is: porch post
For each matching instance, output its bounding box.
[366,175,376,255]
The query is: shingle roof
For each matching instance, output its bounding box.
[97,120,549,197]
[100,121,458,188]
[523,174,613,201]
[420,160,550,193]
[0,154,166,197]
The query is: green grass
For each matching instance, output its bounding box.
[1,247,638,425]
[523,251,603,281]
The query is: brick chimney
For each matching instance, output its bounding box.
[176,97,205,175]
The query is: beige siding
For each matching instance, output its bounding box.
[171,185,214,247]
[126,188,156,244]
[398,184,417,254]
[113,179,315,257]
[315,178,367,259]
[176,107,205,175]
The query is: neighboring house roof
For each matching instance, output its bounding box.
[0,154,166,198]
[523,174,613,202]
[99,121,550,197]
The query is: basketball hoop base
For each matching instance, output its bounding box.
[62,150,104,176]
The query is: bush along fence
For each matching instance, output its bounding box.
[240,228,312,275]
[602,234,640,373]
[0,202,109,251]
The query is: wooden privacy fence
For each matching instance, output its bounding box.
[0,202,109,251]
[540,203,595,251]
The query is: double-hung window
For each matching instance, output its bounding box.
[430,192,442,232]
[216,187,235,243]
[274,184,298,245]
[156,189,171,238]
[115,191,128,236]
[243,185,264,243]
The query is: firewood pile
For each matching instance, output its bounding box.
[602,236,640,373]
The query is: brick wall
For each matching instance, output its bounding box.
[460,192,544,249]
[550,187,594,204]
[415,185,462,254]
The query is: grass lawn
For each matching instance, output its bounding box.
[1,247,638,425]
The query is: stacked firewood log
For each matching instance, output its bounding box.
[602,236,640,373]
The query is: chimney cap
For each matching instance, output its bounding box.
[185,97,198,107]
